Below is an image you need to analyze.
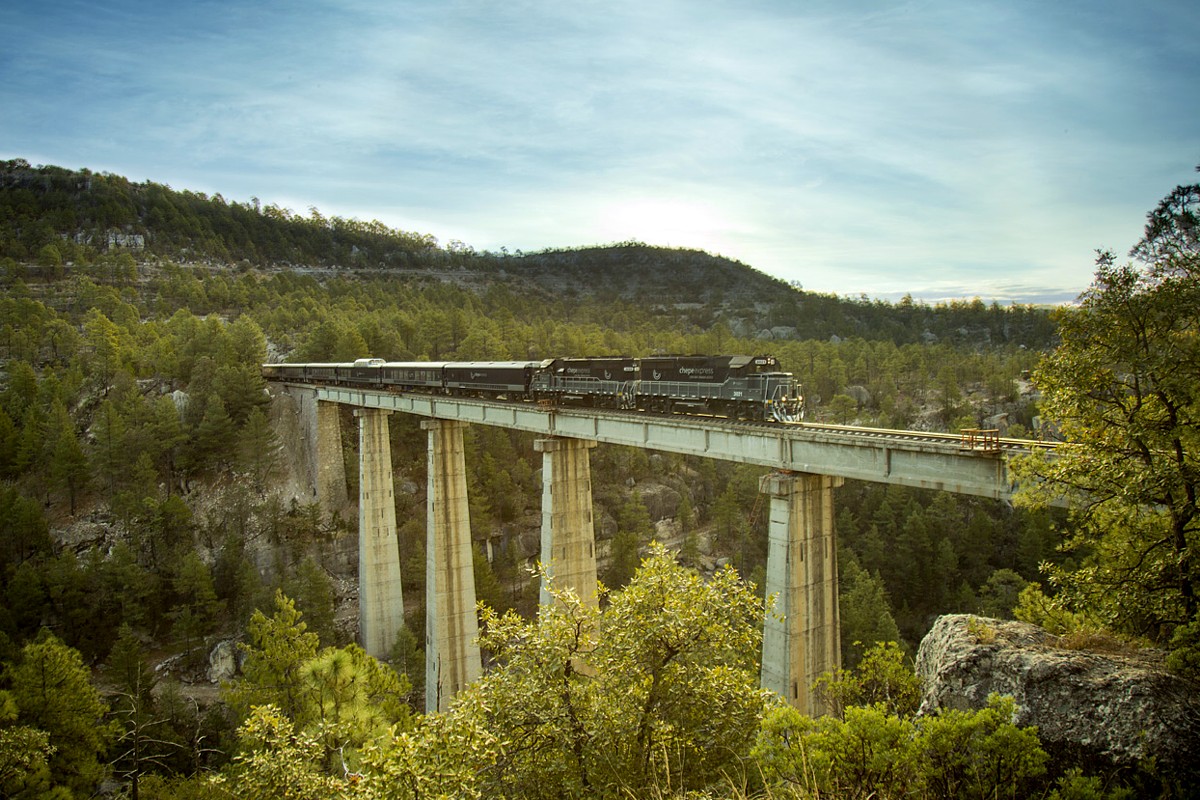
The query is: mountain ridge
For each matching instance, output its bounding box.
[0,158,1056,347]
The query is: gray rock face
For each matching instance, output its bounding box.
[207,639,240,684]
[917,614,1200,787]
[635,483,681,522]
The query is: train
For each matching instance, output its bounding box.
[261,355,803,423]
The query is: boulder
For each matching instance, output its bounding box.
[207,639,240,684]
[844,384,872,407]
[982,412,1009,431]
[635,483,681,522]
[916,614,1200,787]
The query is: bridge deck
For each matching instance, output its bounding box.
[299,385,1044,500]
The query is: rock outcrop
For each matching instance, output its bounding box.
[207,639,240,684]
[917,614,1200,788]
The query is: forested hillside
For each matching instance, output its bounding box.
[1,159,1057,347]
[2,160,1192,798]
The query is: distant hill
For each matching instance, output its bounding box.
[0,159,1056,347]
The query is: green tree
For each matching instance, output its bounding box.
[1,360,39,423]
[0,406,18,479]
[6,633,119,795]
[756,701,916,800]
[170,552,224,665]
[283,556,337,646]
[213,534,269,627]
[294,644,411,771]
[828,392,857,424]
[1131,172,1199,265]
[839,559,904,669]
[0,716,55,798]
[388,624,425,705]
[813,640,920,721]
[978,568,1028,619]
[471,544,508,615]
[211,706,341,800]
[37,242,63,279]
[603,529,641,590]
[225,314,268,365]
[82,308,124,392]
[755,688,1049,800]
[1014,245,1200,666]
[225,591,320,722]
[450,545,767,798]
[936,364,963,427]
[603,491,654,589]
[0,485,51,575]
[677,492,700,565]
[238,406,281,494]
[213,363,268,426]
[50,412,89,514]
[189,394,237,475]
[917,695,1048,800]
[102,542,161,636]
[149,395,187,494]
[92,398,131,499]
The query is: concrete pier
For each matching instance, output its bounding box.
[423,419,481,712]
[355,408,404,659]
[759,472,843,716]
[535,437,599,610]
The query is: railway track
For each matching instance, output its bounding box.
[576,404,1056,455]
[789,422,1057,454]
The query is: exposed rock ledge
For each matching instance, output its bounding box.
[916,614,1200,787]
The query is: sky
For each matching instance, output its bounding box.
[2,1,1197,304]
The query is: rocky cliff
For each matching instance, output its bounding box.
[916,614,1200,789]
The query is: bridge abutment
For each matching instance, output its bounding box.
[423,419,482,712]
[759,472,843,716]
[355,408,404,659]
[535,437,599,610]
[317,399,349,511]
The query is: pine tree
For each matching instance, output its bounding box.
[169,552,224,666]
[7,633,119,795]
[50,416,88,514]
[238,406,280,494]
[226,591,320,722]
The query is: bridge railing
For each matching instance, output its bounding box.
[960,428,1001,452]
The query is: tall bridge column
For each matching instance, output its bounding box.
[422,419,481,712]
[355,408,403,659]
[535,437,599,610]
[759,472,843,716]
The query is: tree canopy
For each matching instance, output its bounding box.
[1015,171,1200,671]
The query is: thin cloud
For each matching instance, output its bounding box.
[1,0,1197,304]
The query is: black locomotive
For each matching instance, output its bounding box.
[261,355,802,423]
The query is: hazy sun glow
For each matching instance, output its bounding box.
[595,198,738,255]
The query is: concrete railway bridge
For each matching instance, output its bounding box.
[273,382,1041,715]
